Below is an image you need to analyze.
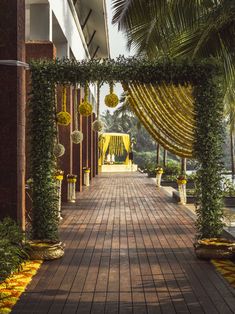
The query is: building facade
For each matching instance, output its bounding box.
[0,0,109,228]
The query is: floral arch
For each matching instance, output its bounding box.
[30,57,224,241]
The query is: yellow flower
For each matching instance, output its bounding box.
[105,93,119,108]
[177,179,187,185]
[57,111,71,126]
[79,101,93,116]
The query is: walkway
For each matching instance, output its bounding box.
[13,173,235,314]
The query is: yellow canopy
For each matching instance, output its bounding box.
[99,133,130,165]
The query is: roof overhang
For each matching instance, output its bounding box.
[74,0,110,58]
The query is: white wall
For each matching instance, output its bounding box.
[49,0,89,60]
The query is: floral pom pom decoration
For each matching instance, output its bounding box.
[105,82,119,108]
[79,102,93,116]
[57,86,71,126]
[79,82,93,116]
[71,130,83,144]
[53,143,65,158]
[92,119,104,132]
[57,111,71,126]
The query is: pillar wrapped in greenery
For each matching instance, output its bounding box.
[30,67,59,240]
[194,76,225,239]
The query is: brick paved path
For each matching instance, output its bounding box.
[13,173,235,313]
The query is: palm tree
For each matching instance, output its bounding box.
[112,0,235,173]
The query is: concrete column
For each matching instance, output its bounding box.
[0,0,26,228]
[29,4,52,41]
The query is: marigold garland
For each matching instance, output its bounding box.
[128,84,192,154]
[105,82,119,108]
[133,83,194,147]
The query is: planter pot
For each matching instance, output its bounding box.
[29,240,65,260]
[172,191,195,204]
[194,238,235,260]
[161,181,194,189]
[177,183,187,205]
[172,192,235,207]
[156,173,163,187]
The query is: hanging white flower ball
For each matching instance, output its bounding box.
[53,143,65,158]
[71,130,83,144]
[92,120,104,132]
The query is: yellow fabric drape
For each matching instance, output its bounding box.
[99,134,111,165]
[122,134,130,164]
[99,133,131,165]
[109,136,124,155]
[122,82,195,158]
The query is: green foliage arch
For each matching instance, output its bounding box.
[30,57,224,240]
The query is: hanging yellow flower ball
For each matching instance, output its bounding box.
[57,111,71,126]
[105,93,119,108]
[79,101,93,116]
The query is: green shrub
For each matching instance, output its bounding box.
[222,179,235,197]
[133,151,156,170]
[0,218,28,283]
[163,161,180,176]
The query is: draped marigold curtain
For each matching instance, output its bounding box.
[122,82,195,158]
[99,134,111,165]
[99,133,131,165]
[122,134,130,164]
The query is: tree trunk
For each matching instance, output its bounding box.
[230,131,235,178]
[181,158,187,174]
[163,149,167,167]
[156,143,160,165]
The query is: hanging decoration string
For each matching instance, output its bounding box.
[92,81,104,132]
[55,86,59,144]
[62,86,66,111]
[71,85,83,144]
[74,85,78,130]
[97,81,100,119]
[78,81,93,116]
[57,85,71,126]
[54,85,65,157]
